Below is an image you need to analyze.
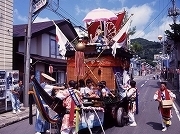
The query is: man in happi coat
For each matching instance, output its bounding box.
[56,80,81,134]
[35,73,64,134]
[153,81,176,132]
[127,80,137,127]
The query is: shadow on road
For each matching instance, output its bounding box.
[146,122,162,130]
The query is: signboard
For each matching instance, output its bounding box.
[32,0,49,14]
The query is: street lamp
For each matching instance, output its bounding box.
[158,35,164,79]
[158,35,163,58]
[138,57,141,76]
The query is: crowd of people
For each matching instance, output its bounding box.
[32,72,140,134]
[29,72,176,134]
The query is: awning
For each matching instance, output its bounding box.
[17,52,67,67]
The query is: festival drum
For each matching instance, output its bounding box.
[161,100,173,109]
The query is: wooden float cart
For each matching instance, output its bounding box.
[65,44,133,127]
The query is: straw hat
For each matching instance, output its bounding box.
[41,73,55,82]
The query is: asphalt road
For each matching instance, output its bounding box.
[0,75,180,134]
[102,75,180,134]
[0,116,36,134]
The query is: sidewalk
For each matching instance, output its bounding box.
[156,77,180,108]
[0,104,36,129]
[166,81,180,107]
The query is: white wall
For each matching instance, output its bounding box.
[18,37,38,55]
[41,34,50,57]
[0,0,13,70]
[30,38,38,54]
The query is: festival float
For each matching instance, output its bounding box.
[66,8,133,130]
[31,8,133,134]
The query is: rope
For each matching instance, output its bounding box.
[81,106,93,134]
[91,107,105,134]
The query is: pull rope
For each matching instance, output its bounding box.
[90,107,105,134]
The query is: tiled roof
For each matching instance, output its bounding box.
[13,20,78,42]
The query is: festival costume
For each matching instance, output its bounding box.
[80,86,92,97]
[56,89,81,134]
[35,83,54,133]
[126,87,137,126]
[154,88,176,131]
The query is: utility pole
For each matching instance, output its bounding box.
[168,0,180,91]
[24,0,49,107]
[24,0,33,107]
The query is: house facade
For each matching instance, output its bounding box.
[168,42,180,91]
[0,0,13,70]
[13,20,78,84]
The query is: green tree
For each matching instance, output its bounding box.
[128,26,136,36]
[165,23,180,42]
[130,41,142,53]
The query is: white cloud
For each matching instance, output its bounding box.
[75,5,90,15]
[34,16,51,23]
[143,17,172,41]
[125,4,172,41]
[13,9,50,24]
[128,4,154,32]
[14,9,27,22]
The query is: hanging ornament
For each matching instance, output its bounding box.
[98,67,101,76]
[76,42,86,51]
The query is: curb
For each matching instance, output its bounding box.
[166,82,180,107]
[0,106,36,129]
[0,114,36,129]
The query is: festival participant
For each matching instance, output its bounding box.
[80,79,95,98]
[127,80,137,127]
[95,82,104,98]
[56,80,81,134]
[100,81,115,97]
[35,73,64,134]
[92,28,105,45]
[153,81,176,132]
[78,79,85,91]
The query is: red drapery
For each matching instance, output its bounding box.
[74,51,85,76]
[87,11,126,40]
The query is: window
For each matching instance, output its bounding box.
[57,71,66,84]
[50,39,56,57]
[50,39,57,57]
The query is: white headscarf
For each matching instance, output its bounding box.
[123,70,130,86]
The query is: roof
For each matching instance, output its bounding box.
[13,20,78,42]
[17,52,67,67]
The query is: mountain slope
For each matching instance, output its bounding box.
[130,38,162,65]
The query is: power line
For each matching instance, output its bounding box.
[58,7,84,26]
[134,1,171,38]
[46,4,88,34]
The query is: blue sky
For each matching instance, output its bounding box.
[13,0,180,41]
